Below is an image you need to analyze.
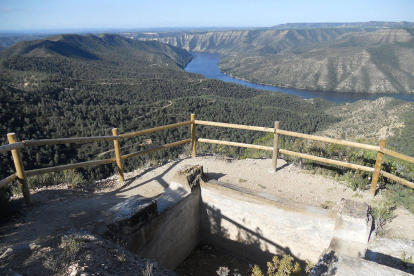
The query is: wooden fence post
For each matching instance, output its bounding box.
[370,139,386,197]
[272,121,280,173]
[7,133,31,204]
[112,128,124,183]
[191,114,196,158]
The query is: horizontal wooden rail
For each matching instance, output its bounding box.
[3,118,414,202]
[0,174,17,189]
[121,138,192,160]
[198,138,273,151]
[23,136,120,147]
[279,149,373,172]
[382,148,414,164]
[195,120,274,133]
[121,121,192,139]
[26,158,116,177]
[0,142,23,154]
[381,171,414,189]
[277,129,380,151]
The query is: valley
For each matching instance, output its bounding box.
[0,33,339,185]
[0,24,413,276]
[133,27,414,94]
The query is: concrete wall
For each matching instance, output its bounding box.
[107,166,371,270]
[125,185,201,270]
[200,180,337,264]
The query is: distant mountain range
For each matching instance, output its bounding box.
[271,21,414,29]
[2,22,414,94]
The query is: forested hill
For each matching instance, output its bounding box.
[0,33,339,183]
[0,34,49,50]
[0,33,193,77]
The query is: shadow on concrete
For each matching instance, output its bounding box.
[310,251,338,275]
[206,172,226,181]
[103,158,186,197]
[201,204,307,269]
[365,250,413,274]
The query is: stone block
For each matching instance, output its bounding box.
[327,199,373,258]
[106,196,158,240]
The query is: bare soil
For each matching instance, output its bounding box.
[1,156,413,275]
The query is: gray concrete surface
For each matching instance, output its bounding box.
[315,254,412,276]
[366,238,414,274]
[327,199,372,258]
[117,166,202,270]
[200,180,336,264]
[104,165,375,272]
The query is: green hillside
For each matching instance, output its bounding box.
[0,34,338,182]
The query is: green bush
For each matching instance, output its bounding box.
[27,169,84,189]
[385,183,414,214]
[251,254,301,276]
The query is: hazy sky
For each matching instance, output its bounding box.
[1,0,413,31]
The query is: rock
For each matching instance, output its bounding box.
[0,243,40,259]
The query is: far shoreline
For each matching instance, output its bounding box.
[185,51,414,103]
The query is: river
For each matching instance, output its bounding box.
[185,51,414,103]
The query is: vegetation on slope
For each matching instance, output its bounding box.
[0,34,338,189]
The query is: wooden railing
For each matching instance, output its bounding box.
[1,114,413,204]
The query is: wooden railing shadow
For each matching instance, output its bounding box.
[1,114,413,205]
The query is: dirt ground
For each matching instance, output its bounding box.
[1,156,413,275]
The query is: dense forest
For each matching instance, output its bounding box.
[0,34,339,183]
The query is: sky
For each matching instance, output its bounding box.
[0,0,413,32]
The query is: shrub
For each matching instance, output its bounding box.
[27,169,84,189]
[371,200,395,237]
[251,254,301,276]
[385,183,414,214]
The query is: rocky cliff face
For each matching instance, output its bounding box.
[218,29,414,93]
[134,28,414,94]
[133,29,363,54]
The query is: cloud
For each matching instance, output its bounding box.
[0,7,43,12]
[0,7,14,12]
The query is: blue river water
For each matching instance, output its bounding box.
[185,51,414,103]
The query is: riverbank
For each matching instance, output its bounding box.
[185,51,414,103]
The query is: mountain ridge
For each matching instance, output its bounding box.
[134,27,414,93]
[0,33,192,69]
[271,21,414,29]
